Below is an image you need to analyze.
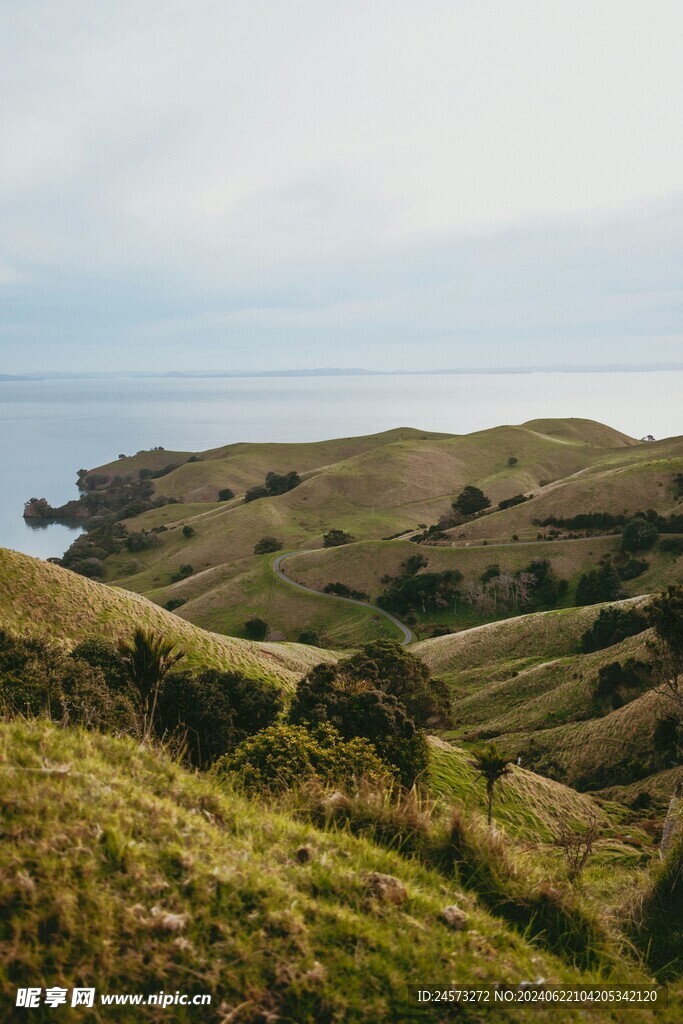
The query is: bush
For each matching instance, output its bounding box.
[165,598,187,612]
[156,668,283,767]
[182,525,195,538]
[253,536,282,554]
[498,494,528,510]
[323,529,354,547]
[69,637,129,691]
[574,563,622,606]
[297,629,321,646]
[0,629,137,733]
[617,557,648,580]
[244,471,301,503]
[580,606,648,652]
[172,564,193,582]
[218,723,393,792]
[323,582,369,600]
[288,665,429,787]
[660,537,683,556]
[244,617,268,641]
[218,488,235,501]
[125,531,161,552]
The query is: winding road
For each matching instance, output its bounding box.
[271,551,415,646]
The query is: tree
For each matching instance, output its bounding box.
[254,536,282,554]
[288,665,429,786]
[218,488,235,501]
[244,617,268,641]
[156,668,283,767]
[343,639,451,727]
[117,629,185,739]
[323,529,354,548]
[580,606,648,653]
[649,585,683,712]
[452,485,491,517]
[574,563,622,606]
[621,518,658,552]
[469,743,512,825]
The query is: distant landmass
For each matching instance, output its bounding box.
[2,363,683,381]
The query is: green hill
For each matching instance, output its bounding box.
[0,719,674,1022]
[0,548,332,686]
[60,416,681,646]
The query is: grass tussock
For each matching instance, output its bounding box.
[288,777,619,973]
[627,824,683,977]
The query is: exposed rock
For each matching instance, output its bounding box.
[440,905,469,930]
[365,872,408,905]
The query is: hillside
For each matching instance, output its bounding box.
[0,719,675,1023]
[53,416,683,647]
[0,548,333,687]
[412,599,681,797]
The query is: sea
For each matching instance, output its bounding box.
[1,371,681,561]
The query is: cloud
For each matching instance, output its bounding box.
[0,1,682,370]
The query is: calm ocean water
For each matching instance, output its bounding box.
[1,371,681,560]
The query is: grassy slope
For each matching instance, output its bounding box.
[0,719,672,1023]
[95,418,658,642]
[0,548,333,687]
[413,600,680,795]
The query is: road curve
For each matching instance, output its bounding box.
[272,551,415,646]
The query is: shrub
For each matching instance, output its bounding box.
[574,563,622,606]
[323,582,368,600]
[244,617,268,641]
[70,637,129,692]
[125,531,161,552]
[156,669,283,767]
[182,525,195,538]
[288,664,429,787]
[323,529,354,547]
[165,598,187,612]
[172,564,193,582]
[498,494,528,510]
[580,606,648,652]
[253,536,282,554]
[218,488,235,501]
[617,557,648,580]
[218,723,393,793]
[297,629,321,646]
[660,537,683,556]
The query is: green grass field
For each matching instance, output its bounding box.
[0,718,677,1022]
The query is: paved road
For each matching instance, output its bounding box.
[272,551,415,646]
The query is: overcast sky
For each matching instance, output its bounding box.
[1,0,682,373]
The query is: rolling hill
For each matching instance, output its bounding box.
[55,417,682,647]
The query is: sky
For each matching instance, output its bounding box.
[1,0,682,374]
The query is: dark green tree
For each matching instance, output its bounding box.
[452,485,491,517]
[244,617,268,641]
[621,518,658,552]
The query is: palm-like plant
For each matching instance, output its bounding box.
[469,743,512,826]
[118,628,185,738]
